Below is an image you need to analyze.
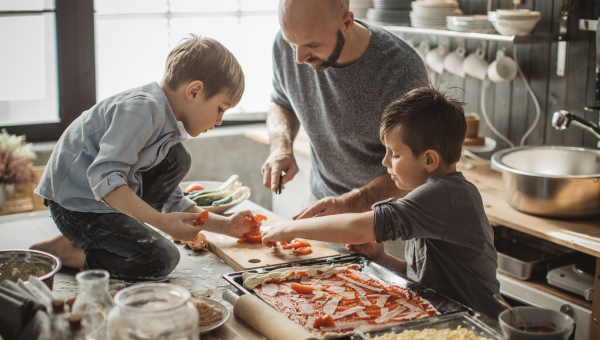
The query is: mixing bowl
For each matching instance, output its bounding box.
[0,249,62,289]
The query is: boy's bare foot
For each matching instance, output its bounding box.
[30,235,86,269]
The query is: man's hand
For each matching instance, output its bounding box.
[159,212,204,241]
[261,150,299,192]
[293,196,348,220]
[261,221,294,247]
[224,210,256,238]
[346,241,385,262]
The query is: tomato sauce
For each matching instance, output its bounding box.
[255,268,439,335]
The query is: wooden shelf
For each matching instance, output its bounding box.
[497,272,592,310]
[381,25,564,44]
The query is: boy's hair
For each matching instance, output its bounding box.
[161,35,245,106]
[380,86,467,165]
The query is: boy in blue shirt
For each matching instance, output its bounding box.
[31,36,255,278]
[262,86,504,318]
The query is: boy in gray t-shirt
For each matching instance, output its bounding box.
[262,86,504,318]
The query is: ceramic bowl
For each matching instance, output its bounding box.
[489,16,541,36]
[499,307,574,340]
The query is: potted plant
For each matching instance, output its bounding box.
[0,129,36,209]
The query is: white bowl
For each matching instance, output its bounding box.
[499,307,574,340]
[180,181,251,215]
[489,16,540,36]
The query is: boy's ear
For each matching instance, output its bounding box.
[185,80,204,101]
[424,149,440,173]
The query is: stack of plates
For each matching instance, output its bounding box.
[366,0,411,25]
[350,0,374,19]
[410,0,462,29]
[446,15,495,33]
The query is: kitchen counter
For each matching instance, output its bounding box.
[244,127,600,339]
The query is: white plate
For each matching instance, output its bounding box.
[197,297,231,335]
[181,181,251,215]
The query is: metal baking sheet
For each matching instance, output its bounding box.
[222,254,471,338]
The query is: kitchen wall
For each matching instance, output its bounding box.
[398,0,600,150]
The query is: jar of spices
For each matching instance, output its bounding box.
[72,270,114,340]
[107,283,199,340]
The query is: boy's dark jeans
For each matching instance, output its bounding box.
[47,143,192,278]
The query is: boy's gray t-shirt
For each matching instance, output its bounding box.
[271,20,428,199]
[372,172,504,318]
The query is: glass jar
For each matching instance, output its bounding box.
[107,283,199,340]
[72,270,114,340]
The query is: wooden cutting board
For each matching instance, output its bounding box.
[203,209,339,271]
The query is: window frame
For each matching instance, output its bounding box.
[2,0,97,143]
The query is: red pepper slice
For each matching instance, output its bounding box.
[280,241,288,245]
[290,283,313,295]
[236,238,247,244]
[281,244,293,249]
[313,315,336,328]
[196,210,209,224]
[292,239,310,249]
[245,233,262,244]
[293,246,312,255]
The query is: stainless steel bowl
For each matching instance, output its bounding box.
[0,249,62,289]
[491,146,600,219]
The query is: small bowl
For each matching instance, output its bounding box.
[180,181,251,215]
[489,16,541,36]
[499,306,574,340]
[0,249,62,289]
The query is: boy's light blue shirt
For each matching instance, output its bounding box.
[35,82,196,214]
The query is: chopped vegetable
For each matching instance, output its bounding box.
[293,246,312,255]
[290,283,313,295]
[236,238,247,244]
[281,244,293,249]
[280,241,288,245]
[196,210,209,224]
[172,237,181,243]
[212,186,250,206]
[184,183,204,193]
[313,315,335,328]
[291,239,310,249]
[184,233,207,250]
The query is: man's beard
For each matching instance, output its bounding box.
[306,30,345,71]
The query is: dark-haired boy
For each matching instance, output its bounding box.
[262,86,504,318]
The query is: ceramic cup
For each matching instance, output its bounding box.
[487,49,517,83]
[463,46,488,80]
[426,45,447,75]
[415,40,433,74]
[443,44,466,78]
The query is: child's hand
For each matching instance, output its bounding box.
[161,212,204,241]
[346,241,385,262]
[225,210,256,238]
[261,222,294,247]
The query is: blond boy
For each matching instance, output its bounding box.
[32,36,255,278]
[262,86,504,318]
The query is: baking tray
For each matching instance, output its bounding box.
[353,312,505,340]
[494,226,577,280]
[222,254,471,338]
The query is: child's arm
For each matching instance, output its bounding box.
[346,242,407,274]
[261,212,376,246]
[104,185,254,241]
[184,205,254,238]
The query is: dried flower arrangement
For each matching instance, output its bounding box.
[0,129,35,185]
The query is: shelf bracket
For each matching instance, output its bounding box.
[557,17,568,76]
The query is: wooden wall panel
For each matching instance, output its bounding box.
[397,0,600,150]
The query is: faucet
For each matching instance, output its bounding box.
[552,110,600,147]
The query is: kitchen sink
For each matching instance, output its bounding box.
[491,146,600,219]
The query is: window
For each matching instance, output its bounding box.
[0,0,58,127]
[94,0,281,119]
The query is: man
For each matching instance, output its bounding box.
[262,0,428,219]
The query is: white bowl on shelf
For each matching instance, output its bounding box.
[489,16,540,36]
[180,181,251,215]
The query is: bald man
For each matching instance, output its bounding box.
[262,0,428,219]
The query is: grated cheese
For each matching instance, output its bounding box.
[366,326,491,340]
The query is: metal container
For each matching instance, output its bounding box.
[0,249,62,289]
[494,226,575,280]
[498,307,574,340]
[355,312,504,340]
[491,146,600,219]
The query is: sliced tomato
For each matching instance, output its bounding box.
[290,283,313,295]
[293,246,312,255]
[196,210,209,224]
[185,183,204,193]
[236,238,247,243]
[313,315,335,328]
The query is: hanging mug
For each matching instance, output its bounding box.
[443,44,466,78]
[463,46,489,80]
[487,49,517,83]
